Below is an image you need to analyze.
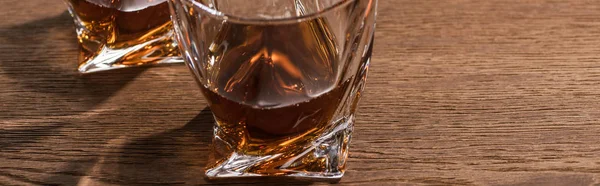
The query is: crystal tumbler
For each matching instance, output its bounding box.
[169,0,377,180]
[64,0,182,73]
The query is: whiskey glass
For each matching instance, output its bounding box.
[169,0,377,180]
[64,0,182,73]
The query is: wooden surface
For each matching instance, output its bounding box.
[2,0,600,185]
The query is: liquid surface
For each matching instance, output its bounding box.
[199,0,345,19]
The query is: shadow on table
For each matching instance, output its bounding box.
[108,108,214,185]
[0,12,147,160]
[44,108,317,185]
[0,125,64,150]
[110,108,316,185]
[0,11,145,116]
[40,108,213,185]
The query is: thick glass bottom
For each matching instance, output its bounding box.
[205,115,354,182]
[76,29,182,73]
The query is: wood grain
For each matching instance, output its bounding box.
[2,0,600,185]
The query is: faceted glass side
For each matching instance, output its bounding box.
[64,0,182,73]
[169,0,377,180]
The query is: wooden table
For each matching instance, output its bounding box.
[2,0,600,185]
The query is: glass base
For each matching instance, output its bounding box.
[205,116,354,181]
[76,29,183,73]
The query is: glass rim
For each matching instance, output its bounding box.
[183,0,358,24]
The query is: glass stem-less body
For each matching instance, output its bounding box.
[64,0,182,73]
[169,0,377,180]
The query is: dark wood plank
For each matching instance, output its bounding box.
[2,0,600,185]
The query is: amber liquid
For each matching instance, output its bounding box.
[66,0,178,65]
[199,17,347,156]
